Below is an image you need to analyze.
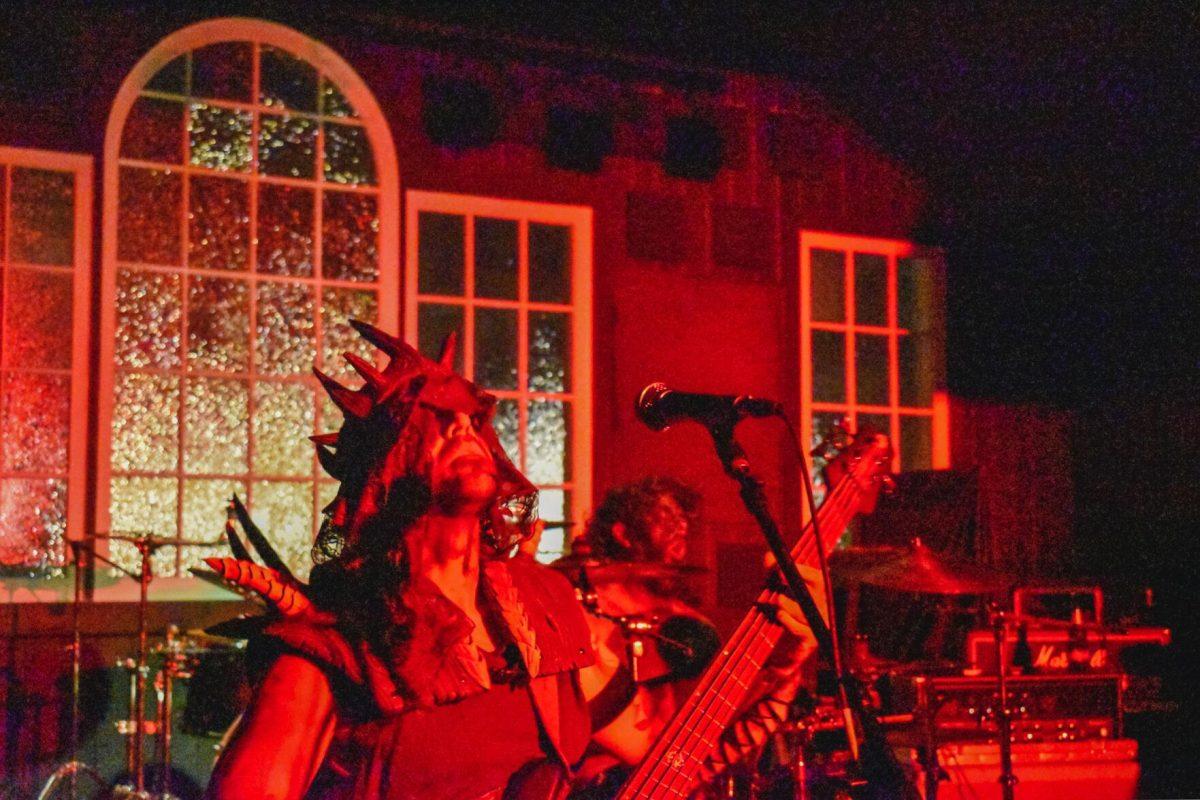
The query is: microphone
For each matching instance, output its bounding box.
[636,382,782,431]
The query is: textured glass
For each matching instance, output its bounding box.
[260,46,318,111]
[810,248,845,323]
[0,372,69,471]
[854,253,888,326]
[254,381,314,477]
[187,276,249,372]
[257,281,316,376]
[898,257,936,333]
[319,393,344,435]
[322,191,379,281]
[475,308,518,390]
[529,223,570,304]
[492,399,520,466]
[811,330,846,403]
[118,168,181,265]
[179,478,245,575]
[417,303,464,373]
[183,378,248,474]
[251,480,314,580]
[191,42,252,102]
[417,212,465,295]
[145,54,186,94]
[257,184,314,277]
[324,122,375,185]
[10,168,74,265]
[855,334,890,406]
[535,488,567,561]
[121,96,184,164]
[107,477,176,576]
[189,175,249,271]
[321,77,356,117]
[528,312,570,393]
[115,269,182,369]
[5,267,72,368]
[900,415,933,471]
[474,217,518,299]
[0,478,66,570]
[527,400,570,484]
[188,103,252,172]
[321,288,378,380]
[258,114,317,179]
[899,334,935,407]
[110,373,180,473]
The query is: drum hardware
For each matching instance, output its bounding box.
[830,539,1015,596]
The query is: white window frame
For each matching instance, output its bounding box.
[404,191,593,557]
[799,230,949,481]
[0,146,93,601]
[95,19,399,599]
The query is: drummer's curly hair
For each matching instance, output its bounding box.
[582,475,701,561]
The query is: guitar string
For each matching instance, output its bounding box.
[623,476,867,797]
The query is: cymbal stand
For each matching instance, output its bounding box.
[35,540,105,800]
[991,610,1017,800]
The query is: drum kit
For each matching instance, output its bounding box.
[554,538,1019,800]
[36,533,245,800]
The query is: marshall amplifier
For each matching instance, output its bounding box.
[964,625,1171,674]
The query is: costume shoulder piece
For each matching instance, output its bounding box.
[491,557,594,676]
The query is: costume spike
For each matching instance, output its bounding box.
[229,495,297,583]
[203,557,312,616]
[316,444,341,479]
[343,352,385,390]
[437,331,458,370]
[348,319,412,359]
[309,431,340,446]
[313,368,373,419]
[223,513,253,562]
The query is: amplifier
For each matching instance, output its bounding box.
[903,673,1124,743]
[964,625,1170,674]
[907,739,1140,800]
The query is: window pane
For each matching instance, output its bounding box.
[324,122,376,186]
[111,373,179,473]
[322,191,378,281]
[10,168,74,265]
[474,217,518,299]
[181,477,244,566]
[191,42,252,102]
[189,175,250,271]
[321,288,378,376]
[321,77,357,118]
[529,311,571,393]
[529,223,570,303]
[121,96,184,164]
[536,488,572,561]
[187,276,249,372]
[257,184,314,276]
[118,168,181,265]
[258,114,317,179]
[853,253,888,326]
[899,334,934,407]
[250,480,314,580]
[183,377,248,474]
[0,372,69,472]
[5,267,73,368]
[188,103,252,172]
[493,399,520,465]
[855,334,889,406]
[417,303,464,373]
[115,269,182,369]
[900,415,932,470]
[856,413,891,442]
[259,46,318,112]
[0,478,67,570]
[254,381,314,477]
[109,476,177,547]
[257,281,316,376]
[811,330,845,403]
[810,247,844,322]
[527,400,570,483]
[899,257,936,332]
[475,307,518,390]
[418,212,465,295]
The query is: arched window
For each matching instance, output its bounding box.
[97,19,398,582]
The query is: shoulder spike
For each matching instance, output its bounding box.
[348,319,416,361]
[437,331,458,370]
[229,495,297,582]
[313,368,373,419]
[309,431,340,446]
[343,352,385,391]
[203,557,312,617]
[316,443,341,479]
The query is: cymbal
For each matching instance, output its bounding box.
[550,555,708,583]
[833,539,1013,595]
[828,546,907,579]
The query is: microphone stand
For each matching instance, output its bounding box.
[704,418,914,799]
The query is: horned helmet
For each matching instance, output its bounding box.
[310,320,537,562]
